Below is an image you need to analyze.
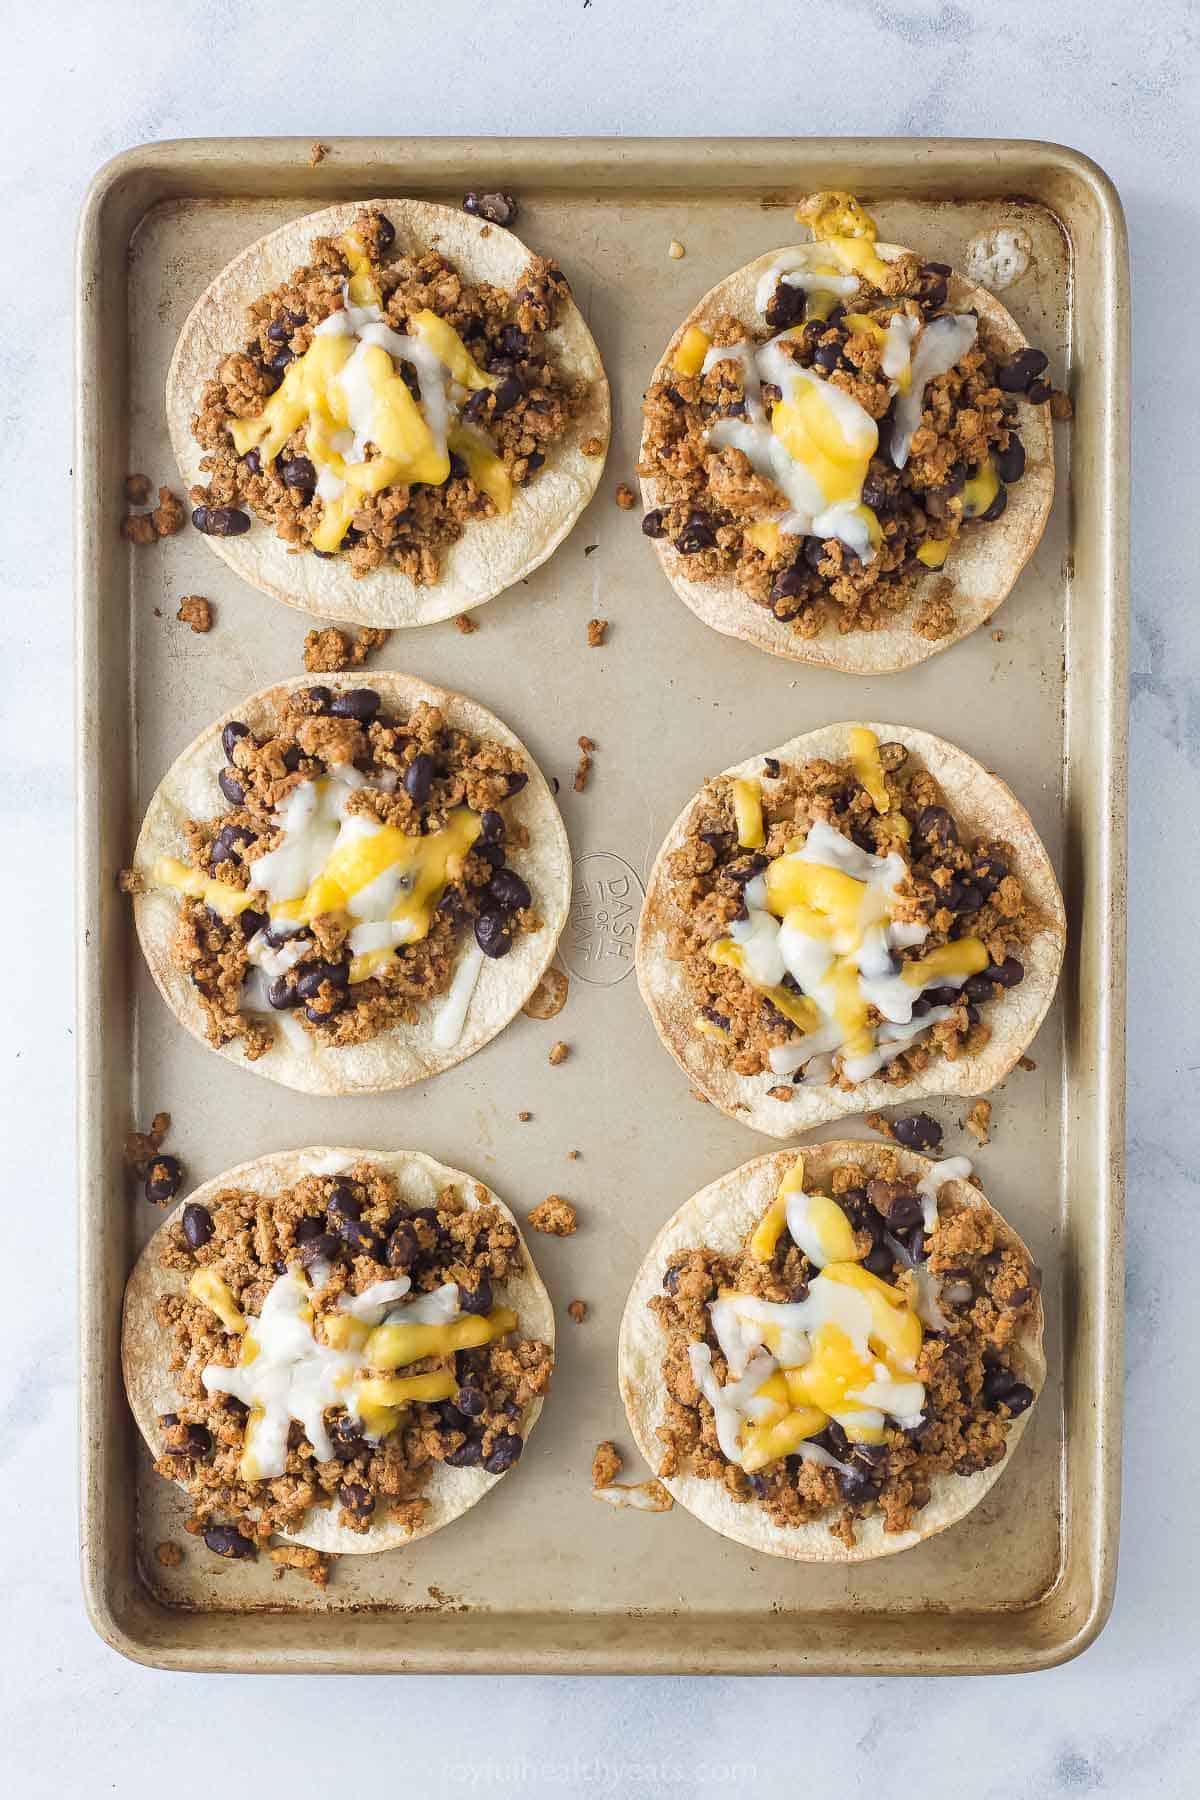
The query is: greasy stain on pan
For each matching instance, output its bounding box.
[77,137,1126,1675]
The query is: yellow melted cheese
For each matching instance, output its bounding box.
[363,1307,517,1371]
[732,777,766,849]
[673,324,712,377]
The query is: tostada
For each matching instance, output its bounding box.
[618,1141,1044,1561]
[638,192,1058,671]
[125,673,569,1094]
[635,722,1065,1135]
[168,200,609,625]
[123,1148,555,1562]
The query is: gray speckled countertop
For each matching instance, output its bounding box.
[9,0,1194,1791]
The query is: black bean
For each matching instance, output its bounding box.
[462,191,518,226]
[921,277,948,309]
[979,484,1008,523]
[488,869,531,912]
[437,1400,470,1432]
[221,721,250,760]
[483,1431,523,1475]
[892,1112,944,1153]
[813,341,843,374]
[210,824,252,869]
[770,561,806,601]
[329,687,380,722]
[699,829,733,853]
[145,1155,183,1204]
[330,1411,367,1460]
[916,804,957,848]
[269,348,295,374]
[218,768,245,806]
[963,972,994,1002]
[184,1423,212,1458]
[996,348,1049,393]
[339,1482,376,1517]
[295,1214,325,1243]
[663,1263,681,1295]
[266,319,291,343]
[204,1526,255,1560]
[676,510,715,555]
[993,435,1026,483]
[478,809,505,847]
[192,505,251,537]
[803,535,829,570]
[446,1437,483,1468]
[296,962,349,1001]
[338,1216,385,1261]
[474,908,513,958]
[955,884,984,914]
[404,752,434,804]
[306,686,332,712]
[988,956,1025,988]
[490,373,524,417]
[327,1182,362,1220]
[457,1276,494,1316]
[280,455,315,491]
[242,448,261,475]
[641,508,667,539]
[867,1178,924,1232]
[182,1203,214,1249]
[924,261,952,277]
[456,1385,486,1418]
[863,1241,895,1277]
[298,1231,340,1268]
[725,853,769,885]
[385,1222,419,1271]
[240,908,268,940]
[765,280,805,330]
[266,975,301,1010]
[374,213,396,252]
[505,770,529,796]
[861,474,890,511]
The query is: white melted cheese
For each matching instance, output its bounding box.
[916,1155,975,1232]
[889,312,979,469]
[200,1270,467,1480]
[432,940,485,1050]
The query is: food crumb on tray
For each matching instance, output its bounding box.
[176,595,213,634]
[614,482,636,510]
[527,1194,577,1236]
[462,191,518,226]
[270,1543,330,1587]
[302,625,389,672]
[454,612,480,635]
[517,1109,532,1122]
[668,239,685,260]
[581,436,605,458]
[573,737,595,791]
[309,142,328,167]
[965,1099,992,1145]
[548,1039,569,1066]
[592,1440,622,1487]
[155,1540,184,1568]
[568,1298,588,1324]
[125,472,152,504]
[587,617,608,647]
[866,1110,944,1153]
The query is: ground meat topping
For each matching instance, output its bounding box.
[663,737,1040,1091]
[639,234,1058,643]
[151,1161,552,1561]
[650,1153,1038,1543]
[189,207,586,584]
[144,686,540,1058]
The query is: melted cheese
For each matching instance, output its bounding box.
[673,324,713,376]
[229,290,503,551]
[708,730,989,1085]
[197,1266,511,1483]
[732,777,766,848]
[693,1232,927,1470]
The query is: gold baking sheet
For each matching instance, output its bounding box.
[76,137,1127,1673]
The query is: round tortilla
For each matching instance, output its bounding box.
[132,672,571,1095]
[618,1140,1046,1562]
[167,198,611,626]
[638,243,1055,672]
[636,721,1066,1137]
[123,1147,556,1556]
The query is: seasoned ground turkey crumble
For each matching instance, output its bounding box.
[650,1151,1039,1544]
[152,1161,552,1558]
[189,207,586,582]
[164,684,539,1059]
[665,741,1039,1094]
[639,251,1053,641]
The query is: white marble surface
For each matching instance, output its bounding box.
[5,0,1195,1791]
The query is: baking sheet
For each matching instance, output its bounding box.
[76,138,1127,1673]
